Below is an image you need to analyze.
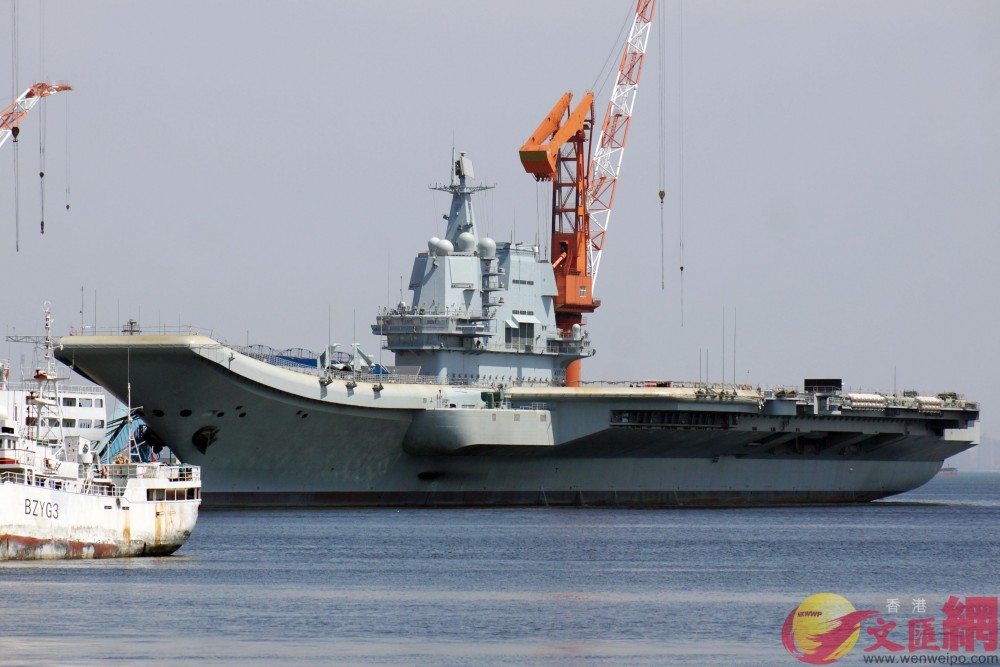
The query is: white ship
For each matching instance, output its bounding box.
[1,308,200,559]
[55,1,980,507]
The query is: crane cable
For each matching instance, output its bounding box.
[657,0,666,292]
[11,0,20,251]
[64,92,70,210]
[658,1,686,328]
[38,0,45,234]
[677,0,686,326]
[589,4,635,103]
[10,0,21,252]
[13,139,20,250]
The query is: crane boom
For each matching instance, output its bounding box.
[587,0,656,289]
[519,92,597,339]
[0,82,72,150]
[517,0,656,386]
[519,92,594,180]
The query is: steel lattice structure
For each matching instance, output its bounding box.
[0,82,72,150]
[587,0,655,289]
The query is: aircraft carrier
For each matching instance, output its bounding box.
[55,153,981,507]
[54,0,980,507]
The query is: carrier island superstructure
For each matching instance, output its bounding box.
[54,0,980,506]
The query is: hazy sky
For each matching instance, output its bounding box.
[2,1,998,434]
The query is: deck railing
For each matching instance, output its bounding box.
[104,463,201,481]
[0,469,122,496]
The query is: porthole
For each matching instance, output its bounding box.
[152,409,165,417]
[180,409,192,417]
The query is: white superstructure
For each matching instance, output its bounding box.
[1,362,107,443]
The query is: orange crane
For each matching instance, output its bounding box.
[519,91,597,325]
[0,82,72,150]
[519,0,656,386]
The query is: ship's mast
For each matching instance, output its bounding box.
[24,303,67,448]
[429,149,493,245]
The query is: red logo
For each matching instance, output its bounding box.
[782,593,879,664]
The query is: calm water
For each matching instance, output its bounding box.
[2,473,998,666]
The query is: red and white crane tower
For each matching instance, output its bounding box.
[519,0,656,386]
[0,82,72,150]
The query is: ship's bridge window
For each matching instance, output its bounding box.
[62,418,76,428]
[149,487,201,501]
[95,398,104,408]
[62,397,77,407]
[506,322,535,346]
[94,420,104,428]
[78,420,92,429]
[79,398,93,408]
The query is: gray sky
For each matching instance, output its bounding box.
[3,1,999,435]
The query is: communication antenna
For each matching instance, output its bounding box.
[733,307,737,388]
[721,307,725,389]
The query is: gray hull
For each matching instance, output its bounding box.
[56,336,978,508]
